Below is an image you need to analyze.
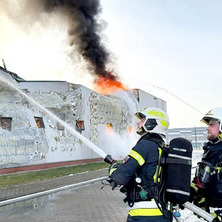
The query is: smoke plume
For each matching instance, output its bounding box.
[39,1,111,77]
[0,0,119,82]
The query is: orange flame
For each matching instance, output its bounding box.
[106,123,113,133]
[128,125,133,134]
[93,75,128,95]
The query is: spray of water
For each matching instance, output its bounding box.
[0,74,108,159]
[131,78,203,115]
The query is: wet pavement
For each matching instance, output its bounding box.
[0,169,108,201]
[0,168,129,221]
[2,182,129,222]
[0,152,203,222]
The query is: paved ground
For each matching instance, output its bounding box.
[1,182,129,222]
[0,168,130,222]
[0,156,203,222]
[0,168,108,201]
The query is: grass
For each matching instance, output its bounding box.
[0,162,108,188]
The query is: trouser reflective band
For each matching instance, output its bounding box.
[129,208,163,216]
[130,200,158,210]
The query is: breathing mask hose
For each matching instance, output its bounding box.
[104,154,116,164]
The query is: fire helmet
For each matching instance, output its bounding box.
[135,107,169,137]
[201,107,222,133]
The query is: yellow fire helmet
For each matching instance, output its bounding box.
[135,107,169,137]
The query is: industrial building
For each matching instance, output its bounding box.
[0,67,166,172]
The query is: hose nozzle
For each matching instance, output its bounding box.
[104,154,116,164]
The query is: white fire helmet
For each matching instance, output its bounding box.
[134,107,169,137]
[201,107,222,133]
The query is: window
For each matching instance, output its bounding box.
[34,117,45,128]
[76,120,85,133]
[106,123,113,132]
[0,117,12,131]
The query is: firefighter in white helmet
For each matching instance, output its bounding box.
[191,107,222,220]
[108,107,172,222]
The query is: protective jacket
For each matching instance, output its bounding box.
[201,140,222,207]
[110,133,171,222]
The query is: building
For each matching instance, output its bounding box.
[0,67,167,172]
[168,127,207,149]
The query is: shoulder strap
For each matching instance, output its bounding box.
[138,134,171,217]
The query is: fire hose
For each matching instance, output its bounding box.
[182,202,214,222]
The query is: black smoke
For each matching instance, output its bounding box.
[40,0,117,80]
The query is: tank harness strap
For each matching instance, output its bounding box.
[152,141,173,219]
[166,157,192,165]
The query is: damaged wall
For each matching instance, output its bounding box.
[0,68,166,169]
[0,69,137,168]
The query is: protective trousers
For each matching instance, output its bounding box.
[126,201,172,222]
[126,214,172,222]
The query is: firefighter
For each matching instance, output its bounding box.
[191,107,222,220]
[108,107,172,222]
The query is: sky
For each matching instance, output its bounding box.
[0,0,222,128]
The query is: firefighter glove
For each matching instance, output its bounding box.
[189,182,208,212]
[108,162,119,177]
[189,182,198,202]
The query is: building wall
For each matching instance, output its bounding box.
[132,89,167,111]
[0,68,167,169]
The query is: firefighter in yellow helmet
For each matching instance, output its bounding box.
[108,107,172,222]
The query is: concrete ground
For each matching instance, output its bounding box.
[0,168,108,201]
[0,166,202,222]
[0,168,129,222]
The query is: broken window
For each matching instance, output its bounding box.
[76,120,85,133]
[106,123,113,128]
[106,123,113,132]
[34,117,45,128]
[0,117,12,131]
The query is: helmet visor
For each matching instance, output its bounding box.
[202,117,220,125]
[135,112,146,120]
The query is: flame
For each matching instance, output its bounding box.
[93,74,128,95]
[106,123,113,133]
[128,125,133,134]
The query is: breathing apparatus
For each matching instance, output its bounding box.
[195,161,215,188]
[195,154,222,190]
